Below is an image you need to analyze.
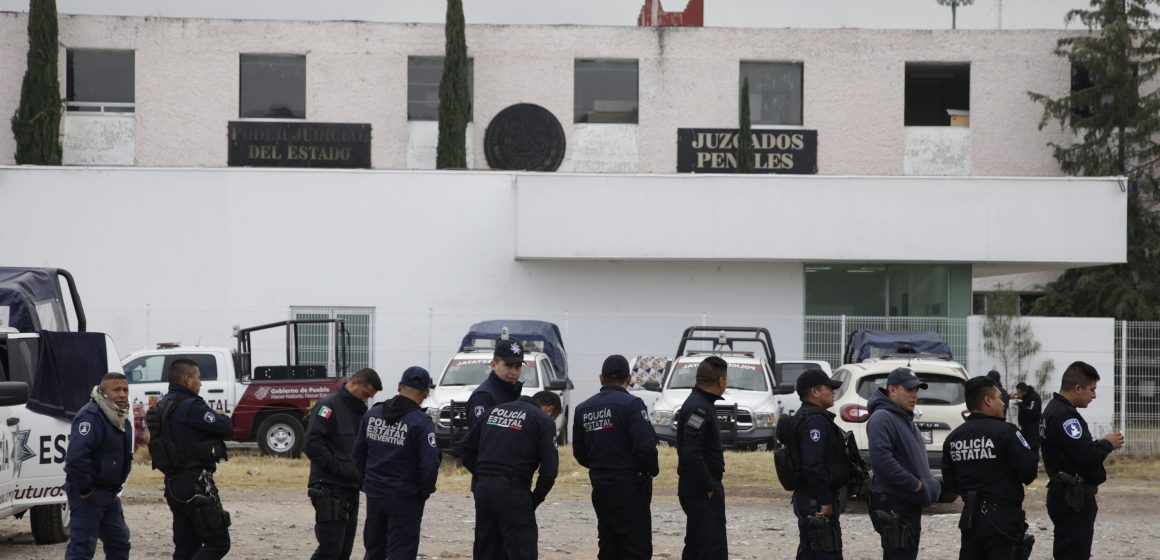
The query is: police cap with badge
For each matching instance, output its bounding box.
[795,368,842,394]
[886,367,928,390]
[494,337,525,364]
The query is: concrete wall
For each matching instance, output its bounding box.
[61,115,135,165]
[0,13,1075,175]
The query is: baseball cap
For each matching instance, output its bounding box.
[400,366,435,390]
[602,354,630,380]
[886,367,928,390]
[795,368,842,394]
[493,337,525,364]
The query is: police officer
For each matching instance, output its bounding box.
[866,367,940,560]
[458,390,561,560]
[63,372,133,560]
[789,369,848,560]
[304,368,382,560]
[466,336,525,430]
[572,354,659,560]
[149,358,232,560]
[987,370,1011,418]
[1041,361,1124,560]
[1012,382,1042,453]
[354,366,440,560]
[676,356,728,560]
[941,376,1038,560]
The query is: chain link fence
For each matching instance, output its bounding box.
[803,315,970,372]
[1116,321,1160,456]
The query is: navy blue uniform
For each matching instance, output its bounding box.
[155,384,233,560]
[1041,393,1113,560]
[304,387,368,560]
[354,395,441,560]
[572,385,659,560]
[63,400,133,560]
[791,403,851,560]
[458,395,558,560]
[941,413,1038,560]
[676,386,726,560]
[1015,389,1042,452]
[466,371,523,430]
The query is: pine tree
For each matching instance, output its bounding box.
[736,77,755,173]
[436,0,469,169]
[1027,0,1160,320]
[10,0,63,165]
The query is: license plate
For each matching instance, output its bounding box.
[921,430,933,445]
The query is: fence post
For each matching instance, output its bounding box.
[839,315,847,364]
[1120,320,1127,438]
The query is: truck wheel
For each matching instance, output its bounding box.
[258,413,304,458]
[556,408,569,446]
[30,503,69,544]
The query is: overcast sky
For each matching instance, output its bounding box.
[0,0,1098,29]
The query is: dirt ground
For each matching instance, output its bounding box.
[4,479,1160,560]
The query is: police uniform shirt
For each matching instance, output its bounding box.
[1016,389,1042,433]
[466,371,523,430]
[353,395,440,498]
[157,384,233,472]
[793,402,849,506]
[305,386,368,489]
[1041,393,1113,485]
[572,385,659,486]
[941,413,1038,506]
[460,395,559,504]
[64,400,133,493]
[676,386,724,495]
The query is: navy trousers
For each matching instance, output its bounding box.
[792,493,843,560]
[1047,488,1098,560]
[363,493,426,560]
[473,477,538,560]
[165,474,230,560]
[65,486,130,560]
[677,487,727,560]
[591,482,652,560]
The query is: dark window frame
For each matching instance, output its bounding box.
[739,61,804,126]
[66,48,136,114]
[573,59,640,124]
[239,53,307,120]
[407,56,474,122]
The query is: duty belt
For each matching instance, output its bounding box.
[476,474,532,488]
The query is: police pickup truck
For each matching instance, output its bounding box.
[1,267,127,544]
[122,319,350,458]
[424,320,573,448]
[648,326,797,451]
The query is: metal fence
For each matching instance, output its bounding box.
[1115,321,1160,456]
[803,315,970,372]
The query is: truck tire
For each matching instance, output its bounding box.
[257,413,304,458]
[30,503,69,544]
[556,408,569,446]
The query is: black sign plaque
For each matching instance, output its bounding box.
[484,104,566,172]
[228,121,372,169]
[676,128,817,174]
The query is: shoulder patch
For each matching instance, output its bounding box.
[473,405,485,418]
[686,412,705,430]
[1062,418,1083,440]
[641,409,650,423]
[203,411,217,423]
[809,428,821,443]
[317,405,332,419]
[78,421,91,436]
[1016,430,1031,449]
[427,432,437,448]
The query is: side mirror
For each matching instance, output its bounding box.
[772,383,795,396]
[546,378,567,391]
[0,381,30,407]
[642,380,661,392]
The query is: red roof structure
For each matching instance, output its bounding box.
[637,0,704,27]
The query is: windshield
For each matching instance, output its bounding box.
[666,363,768,391]
[777,362,821,388]
[856,373,965,405]
[438,359,539,388]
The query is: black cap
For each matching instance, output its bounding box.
[795,368,841,394]
[493,337,525,364]
[887,367,928,390]
[602,354,630,380]
[400,366,434,390]
[1015,382,1029,391]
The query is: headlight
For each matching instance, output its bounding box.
[651,409,674,427]
[753,412,776,428]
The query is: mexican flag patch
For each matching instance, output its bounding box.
[318,405,333,419]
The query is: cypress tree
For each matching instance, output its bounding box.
[11,0,63,165]
[1027,0,1160,320]
[436,0,469,169]
[736,77,755,173]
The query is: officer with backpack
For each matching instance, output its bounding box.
[146,358,233,560]
[776,369,848,560]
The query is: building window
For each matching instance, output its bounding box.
[407,57,474,121]
[290,306,373,373]
[805,264,952,317]
[739,62,803,126]
[574,59,639,124]
[904,62,970,126]
[66,49,135,114]
[1071,64,1138,119]
[240,54,306,119]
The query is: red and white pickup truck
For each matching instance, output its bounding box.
[123,320,350,458]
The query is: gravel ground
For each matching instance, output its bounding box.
[3,482,1159,559]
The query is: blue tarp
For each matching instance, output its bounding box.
[0,267,65,333]
[459,320,568,378]
[846,330,952,363]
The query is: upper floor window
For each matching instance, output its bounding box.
[574,59,639,124]
[66,49,134,114]
[240,54,306,119]
[408,56,474,121]
[740,62,803,126]
[904,62,970,127]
